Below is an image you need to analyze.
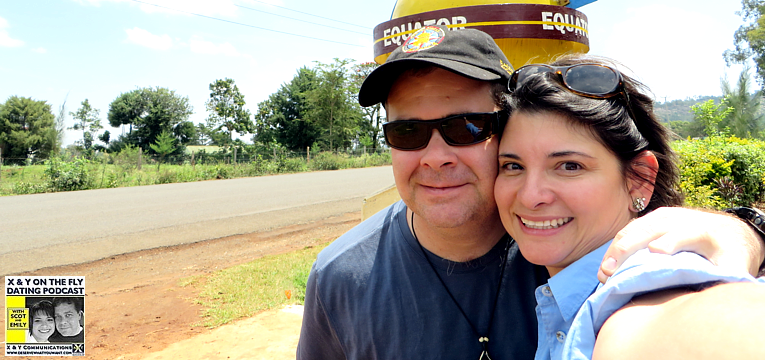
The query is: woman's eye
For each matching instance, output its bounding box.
[501,162,523,171]
[561,162,582,171]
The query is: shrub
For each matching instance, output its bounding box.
[214,165,230,179]
[155,170,177,184]
[44,157,92,192]
[674,135,765,209]
[12,182,49,195]
[111,145,145,170]
[280,157,307,173]
[309,152,345,171]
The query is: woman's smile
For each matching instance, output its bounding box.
[518,216,573,230]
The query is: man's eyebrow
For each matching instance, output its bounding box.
[390,111,474,122]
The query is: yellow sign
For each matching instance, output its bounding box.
[7,307,28,331]
[373,0,590,68]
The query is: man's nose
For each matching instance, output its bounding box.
[419,129,457,169]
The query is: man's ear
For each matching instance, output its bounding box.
[627,150,659,206]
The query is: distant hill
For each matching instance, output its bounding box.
[654,95,724,123]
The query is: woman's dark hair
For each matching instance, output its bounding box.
[28,300,55,336]
[504,54,683,214]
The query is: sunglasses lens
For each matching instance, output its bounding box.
[384,122,431,150]
[563,65,620,95]
[441,115,492,145]
[383,112,499,150]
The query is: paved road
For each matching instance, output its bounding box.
[0,166,395,275]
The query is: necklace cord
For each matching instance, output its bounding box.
[410,211,511,345]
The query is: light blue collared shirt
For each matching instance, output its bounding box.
[533,240,764,360]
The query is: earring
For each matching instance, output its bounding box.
[632,197,646,212]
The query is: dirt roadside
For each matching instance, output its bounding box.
[4,212,361,360]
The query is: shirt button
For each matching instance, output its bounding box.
[556,331,566,343]
[542,286,552,297]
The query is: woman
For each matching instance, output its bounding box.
[494,54,765,360]
[26,300,56,343]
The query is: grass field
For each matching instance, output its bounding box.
[0,151,391,196]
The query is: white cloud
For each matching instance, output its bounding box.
[189,37,241,57]
[0,16,24,47]
[125,27,173,50]
[31,47,47,54]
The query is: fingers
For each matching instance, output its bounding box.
[598,212,668,283]
[598,229,712,283]
[597,258,616,283]
[646,229,714,257]
[598,206,760,284]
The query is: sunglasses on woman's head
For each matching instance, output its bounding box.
[382,110,507,151]
[508,63,637,121]
[508,63,624,97]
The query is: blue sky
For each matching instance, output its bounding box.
[0,0,751,146]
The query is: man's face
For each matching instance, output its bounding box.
[386,67,500,230]
[54,302,82,336]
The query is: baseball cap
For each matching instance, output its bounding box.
[358,25,514,107]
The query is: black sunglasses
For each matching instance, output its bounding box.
[508,63,637,120]
[383,110,507,151]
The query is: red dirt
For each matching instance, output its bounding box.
[4,212,361,360]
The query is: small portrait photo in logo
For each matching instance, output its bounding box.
[23,296,85,344]
[402,26,445,53]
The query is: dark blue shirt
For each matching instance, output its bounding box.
[297,200,548,360]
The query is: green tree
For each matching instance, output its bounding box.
[107,87,193,151]
[52,95,68,155]
[98,130,110,145]
[149,130,176,171]
[69,99,103,151]
[205,78,253,146]
[0,96,58,163]
[721,66,764,138]
[193,122,224,146]
[254,67,320,151]
[691,98,735,137]
[305,58,363,151]
[725,0,765,88]
[666,120,704,139]
[350,62,384,152]
[173,120,200,145]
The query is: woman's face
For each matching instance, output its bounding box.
[31,311,55,341]
[494,111,635,276]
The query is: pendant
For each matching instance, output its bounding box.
[479,350,492,360]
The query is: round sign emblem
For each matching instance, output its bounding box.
[401,26,445,53]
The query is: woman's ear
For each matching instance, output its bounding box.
[627,150,658,211]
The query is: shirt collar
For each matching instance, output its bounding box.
[547,240,612,321]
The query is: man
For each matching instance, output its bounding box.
[48,297,84,343]
[297,26,764,360]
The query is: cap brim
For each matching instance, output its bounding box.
[358,58,504,107]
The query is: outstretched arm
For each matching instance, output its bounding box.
[593,282,765,360]
[598,207,765,283]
